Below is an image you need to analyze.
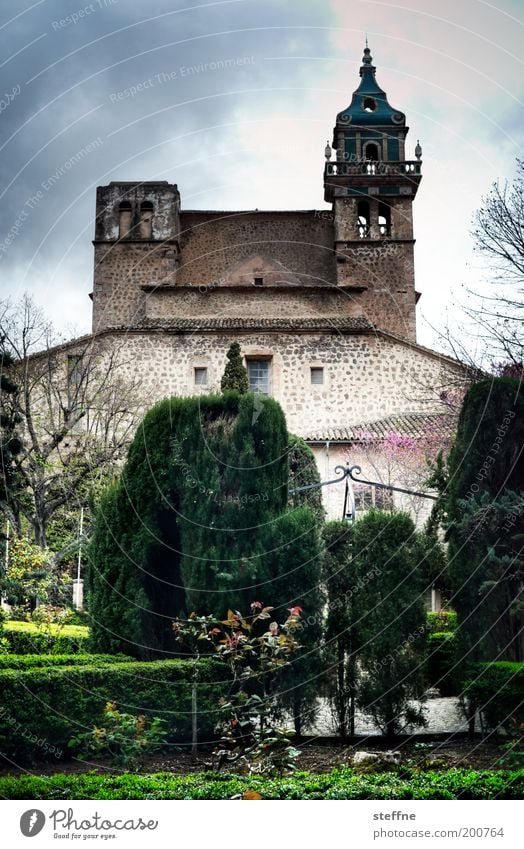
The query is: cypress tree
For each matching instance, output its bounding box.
[220,342,248,393]
[322,520,358,739]
[287,434,325,521]
[269,506,324,737]
[446,377,523,664]
[88,392,289,657]
[353,509,428,739]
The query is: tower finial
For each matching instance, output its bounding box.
[362,40,373,66]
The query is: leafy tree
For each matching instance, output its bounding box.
[353,509,428,739]
[220,342,248,393]
[446,378,524,665]
[0,535,71,611]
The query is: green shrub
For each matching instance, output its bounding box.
[70,701,167,769]
[427,632,459,696]
[0,658,225,762]
[426,611,457,633]
[464,662,524,733]
[0,653,132,670]
[0,768,521,800]
[3,620,90,654]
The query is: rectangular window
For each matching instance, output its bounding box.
[247,359,270,395]
[310,366,324,385]
[194,367,208,385]
[354,483,393,513]
[253,277,264,286]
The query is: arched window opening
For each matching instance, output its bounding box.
[378,202,391,237]
[139,201,154,239]
[365,143,380,161]
[357,200,370,239]
[118,201,133,239]
[363,97,377,112]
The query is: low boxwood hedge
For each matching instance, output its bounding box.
[3,621,90,655]
[0,653,132,670]
[464,662,524,733]
[0,658,226,761]
[427,632,459,696]
[0,768,521,800]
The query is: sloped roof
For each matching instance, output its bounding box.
[134,316,373,332]
[306,411,457,443]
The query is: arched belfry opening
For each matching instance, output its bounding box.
[118,201,133,239]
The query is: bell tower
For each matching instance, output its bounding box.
[324,44,422,340]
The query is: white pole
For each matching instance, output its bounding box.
[5,519,9,571]
[73,508,84,611]
[77,507,84,583]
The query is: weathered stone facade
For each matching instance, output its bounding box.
[63,45,467,523]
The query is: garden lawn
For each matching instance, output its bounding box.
[3,621,89,637]
[0,768,522,800]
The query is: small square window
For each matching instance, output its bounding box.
[194,367,208,385]
[310,367,324,385]
[253,277,264,286]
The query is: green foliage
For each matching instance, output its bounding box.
[0,653,132,669]
[426,610,457,633]
[322,520,357,738]
[0,658,224,762]
[464,662,524,733]
[69,701,166,769]
[0,536,72,611]
[3,620,89,654]
[427,632,459,696]
[446,378,523,665]
[220,342,249,393]
[287,434,324,521]
[352,510,428,738]
[268,507,324,736]
[175,605,303,775]
[0,768,521,800]
[88,393,290,657]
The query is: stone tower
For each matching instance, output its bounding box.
[324,44,422,340]
[92,181,181,331]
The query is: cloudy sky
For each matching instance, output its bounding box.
[0,0,522,349]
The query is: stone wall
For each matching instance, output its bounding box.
[177,210,337,287]
[144,286,364,320]
[91,327,461,436]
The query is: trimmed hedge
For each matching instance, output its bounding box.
[426,611,457,634]
[464,662,524,733]
[0,768,521,800]
[0,653,132,670]
[427,632,459,696]
[0,658,226,761]
[3,621,90,655]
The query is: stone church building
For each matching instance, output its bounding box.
[68,45,465,524]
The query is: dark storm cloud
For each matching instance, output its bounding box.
[0,0,335,328]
